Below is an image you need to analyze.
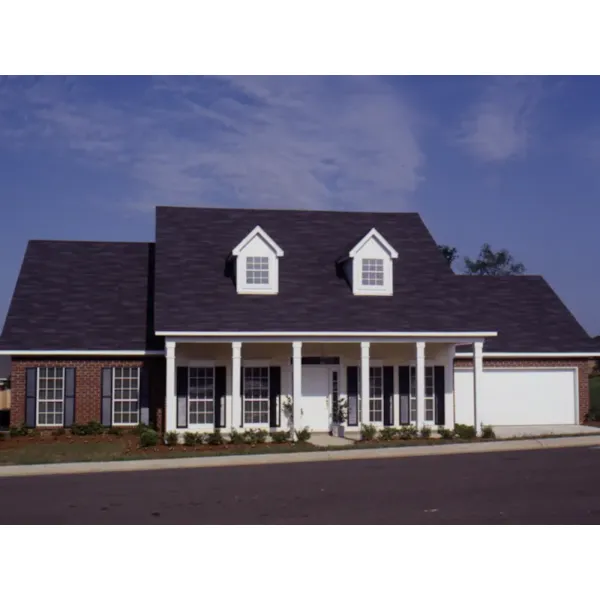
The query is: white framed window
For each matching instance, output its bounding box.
[246,256,270,286]
[37,367,65,426]
[243,366,269,424]
[189,367,214,425]
[361,258,384,287]
[358,367,384,423]
[113,367,140,425]
[409,366,435,423]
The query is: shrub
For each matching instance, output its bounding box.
[270,430,291,443]
[194,432,206,445]
[243,428,268,444]
[165,431,179,446]
[420,425,432,439]
[378,427,398,441]
[229,428,245,444]
[140,429,159,447]
[586,408,600,422]
[206,431,225,446]
[438,426,454,440]
[70,423,89,436]
[183,431,197,446]
[107,426,123,436]
[454,424,476,440]
[10,424,30,437]
[399,425,418,440]
[86,421,105,435]
[296,426,311,442]
[360,424,378,441]
[481,425,496,440]
[132,423,153,435]
[53,428,66,437]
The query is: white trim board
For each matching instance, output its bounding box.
[158,331,498,338]
[0,350,165,356]
[455,352,599,358]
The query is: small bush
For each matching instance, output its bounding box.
[420,425,432,439]
[586,409,600,422]
[243,428,268,444]
[183,431,197,446]
[296,426,311,442]
[270,430,291,443]
[206,431,225,446]
[86,421,105,435]
[10,424,30,437]
[70,423,89,436]
[360,424,378,441]
[481,425,496,439]
[454,424,476,440]
[165,431,179,446]
[399,425,418,440]
[140,429,159,447]
[53,428,66,437]
[107,426,122,436]
[132,422,153,435]
[438,426,455,440]
[194,432,206,445]
[378,427,398,441]
[229,428,245,444]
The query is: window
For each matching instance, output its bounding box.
[361,258,384,286]
[113,367,140,425]
[189,367,214,425]
[37,367,64,426]
[358,367,384,423]
[409,366,435,422]
[246,256,269,285]
[243,367,269,424]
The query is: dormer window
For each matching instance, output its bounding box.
[232,226,283,295]
[342,228,398,296]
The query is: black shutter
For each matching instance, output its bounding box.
[64,368,76,427]
[176,366,188,429]
[139,366,150,425]
[434,366,445,426]
[383,366,394,426]
[101,367,112,426]
[347,366,359,426]
[25,368,37,428]
[240,367,245,427]
[398,366,410,425]
[269,366,281,428]
[215,366,226,429]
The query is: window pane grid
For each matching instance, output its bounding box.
[189,367,214,425]
[361,258,384,286]
[113,367,140,425]
[37,367,64,426]
[409,366,435,423]
[244,367,269,424]
[246,256,269,285]
[358,367,384,423]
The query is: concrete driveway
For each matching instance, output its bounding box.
[493,424,599,438]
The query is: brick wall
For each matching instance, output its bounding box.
[10,357,166,430]
[454,357,595,424]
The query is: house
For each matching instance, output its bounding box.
[0,206,597,436]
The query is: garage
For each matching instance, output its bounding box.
[454,368,578,426]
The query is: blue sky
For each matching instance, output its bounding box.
[1,75,599,335]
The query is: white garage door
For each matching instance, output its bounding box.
[454,368,577,426]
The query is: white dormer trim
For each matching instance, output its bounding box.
[232,225,284,258]
[348,228,398,260]
[232,226,283,295]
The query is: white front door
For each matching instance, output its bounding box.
[300,366,331,431]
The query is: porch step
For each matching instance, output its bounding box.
[308,433,355,448]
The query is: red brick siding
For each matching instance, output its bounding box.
[454,358,595,424]
[10,357,166,431]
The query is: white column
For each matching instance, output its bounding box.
[292,341,302,437]
[165,340,176,433]
[444,344,456,430]
[360,342,370,425]
[231,342,242,429]
[473,341,484,434]
[416,341,425,430]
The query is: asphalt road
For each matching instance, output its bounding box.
[1,446,600,524]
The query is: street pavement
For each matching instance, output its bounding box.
[1,446,600,524]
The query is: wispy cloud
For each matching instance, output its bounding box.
[456,77,545,162]
[0,76,425,211]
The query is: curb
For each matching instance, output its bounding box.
[1,434,600,478]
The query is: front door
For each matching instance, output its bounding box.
[300,366,331,431]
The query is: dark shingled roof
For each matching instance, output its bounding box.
[0,241,160,352]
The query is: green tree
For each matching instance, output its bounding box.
[463,243,525,276]
[438,245,459,267]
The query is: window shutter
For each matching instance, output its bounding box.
[215,366,226,429]
[240,367,244,427]
[176,366,188,429]
[64,368,76,427]
[101,368,113,427]
[269,366,281,428]
[25,368,37,428]
[347,366,359,426]
[383,366,394,426]
[398,366,410,425]
[139,366,150,426]
[434,366,445,426]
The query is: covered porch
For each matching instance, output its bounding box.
[163,334,493,436]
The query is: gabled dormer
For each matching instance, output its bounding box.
[231,225,284,295]
[342,228,398,296]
